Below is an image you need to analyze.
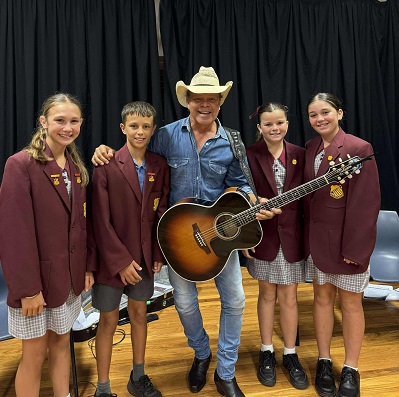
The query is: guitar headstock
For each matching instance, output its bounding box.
[326,154,374,184]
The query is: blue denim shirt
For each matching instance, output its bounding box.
[148,116,251,206]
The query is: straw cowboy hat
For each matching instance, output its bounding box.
[176,66,233,108]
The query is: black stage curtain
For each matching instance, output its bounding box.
[160,0,399,211]
[0,0,161,180]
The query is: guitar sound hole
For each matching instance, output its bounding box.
[215,213,239,240]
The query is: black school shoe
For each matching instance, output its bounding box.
[257,350,276,386]
[315,359,337,397]
[127,373,162,397]
[337,367,360,397]
[94,392,117,397]
[282,353,309,390]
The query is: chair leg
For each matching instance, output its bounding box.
[70,331,79,397]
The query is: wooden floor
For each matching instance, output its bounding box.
[1,269,399,397]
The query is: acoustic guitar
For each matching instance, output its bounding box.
[157,155,372,282]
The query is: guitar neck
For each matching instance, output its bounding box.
[264,174,330,211]
[237,173,331,226]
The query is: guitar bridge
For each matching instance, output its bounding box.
[192,223,211,254]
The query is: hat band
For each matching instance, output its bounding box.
[191,84,218,86]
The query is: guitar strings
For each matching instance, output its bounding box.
[196,163,358,242]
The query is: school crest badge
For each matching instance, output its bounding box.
[330,185,344,199]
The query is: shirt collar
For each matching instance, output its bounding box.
[182,116,228,141]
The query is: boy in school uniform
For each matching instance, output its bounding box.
[90,101,170,397]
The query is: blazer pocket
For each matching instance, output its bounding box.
[323,185,347,208]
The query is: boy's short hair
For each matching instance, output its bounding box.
[121,101,156,124]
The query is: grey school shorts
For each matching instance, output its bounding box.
[92,262,153,312]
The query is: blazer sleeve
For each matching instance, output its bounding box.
[0,155,42,301]
[341,142,380,267]
[91,165,134,277]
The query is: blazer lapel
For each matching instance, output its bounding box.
[118,145,142,204]
[67,151,83,222]
[42,147,71,211]
[317,128,345,177]
[284,141,296,192]
[255,140,278,196]
[142,151,160,211]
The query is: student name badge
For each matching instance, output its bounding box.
[83,202,86,217]
[330,185,344,199]
[148,172,155,182]
[51,174,60,185]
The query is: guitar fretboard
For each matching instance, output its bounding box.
[232,156,367,228]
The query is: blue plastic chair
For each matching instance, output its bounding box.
[0,263,12,341]
[370,210,399,283]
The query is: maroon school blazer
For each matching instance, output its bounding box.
[246,139,305,263]
[303,128,380,274]
[89,144,170,288]
[0,147,88,308]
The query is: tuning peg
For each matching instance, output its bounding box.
[347,154,351,158]
[340,180,346,184]
[339,158,342,162]
[355,170,360,174]
[329,161,335,166]
[347,175,353,179]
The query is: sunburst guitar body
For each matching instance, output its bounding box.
[157,189,261,282]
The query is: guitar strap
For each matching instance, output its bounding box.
[224,127,260,205]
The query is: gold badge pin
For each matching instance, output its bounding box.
[292,159,297,165]
[75,173,81,184]
[148,172,155,182]
[330,185,344,199]
[327,155,333,161]
[51,174,60,185]
[153,198,160,211]
[83,202,86,217]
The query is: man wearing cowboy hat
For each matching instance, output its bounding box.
[92,66,279,397]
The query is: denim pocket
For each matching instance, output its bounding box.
[168,158,189,186]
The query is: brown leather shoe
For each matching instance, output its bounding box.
[188,353,212,393]
[214,370,245,397]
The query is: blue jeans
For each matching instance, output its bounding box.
[168,251,245,380]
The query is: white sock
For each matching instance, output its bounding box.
[344,364,358,371]
[66,394,71,397]
[319,357,332,362]
[283,346,296,355]
[261,343,274,352]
